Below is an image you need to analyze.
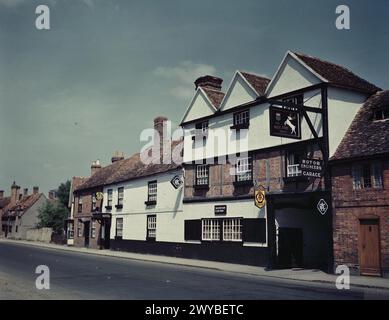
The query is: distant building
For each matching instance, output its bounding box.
[1,182,47,239]
[331,90,389,277]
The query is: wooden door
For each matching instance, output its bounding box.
[359,219,381,276]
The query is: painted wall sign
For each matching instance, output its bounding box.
[214,205,227,215]
[300,158,324,178]
[269,106,301,139]
[255,185,266,209]
[170,175,183,189]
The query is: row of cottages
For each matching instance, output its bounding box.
[0,183,47,239]
[66,50,387,275]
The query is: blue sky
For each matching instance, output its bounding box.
[0,0,388,193]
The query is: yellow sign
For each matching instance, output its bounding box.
[95,192,104,201]
[255,186,266,209]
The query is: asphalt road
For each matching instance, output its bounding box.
[0,242,388,300]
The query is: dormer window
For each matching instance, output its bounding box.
[373,107,389,121]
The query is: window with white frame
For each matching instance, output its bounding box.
[77,221,82,237]
[223,219,242,241]
[147,215,156,240]
[117,187,124,206]
[107,189,113,207]
[196,164,209,186]
[91,220,96,238]
[202,219,220,241]
[68,221,74,239]
[286,152,303,177]
[77,197,83,213]
[148,181,157,202]
[236,157,252,182]
[92,194,97,211]
[195,120,209,135]
[233,110,250,126]
[352,162,383,190]
[116,218,123,237]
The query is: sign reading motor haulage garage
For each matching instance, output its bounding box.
[269,106,301,139]
[300,158,323,178]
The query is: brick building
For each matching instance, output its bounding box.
[331,90,389,277]
[180,51,380,270]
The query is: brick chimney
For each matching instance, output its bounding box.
[111,151,124,163]
[33,186,39,194]
[11,181,20,204]
[23,188,28,197]
[0,190,4,199]
[194,75,223,91]
[91,159,102,175]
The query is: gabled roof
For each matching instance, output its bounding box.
[293,52,381,94]
[331,90,389,161]
[2,193,44,218]
[239,71,270,96]
[76,142,182,192]
[68,176,88,207]
[180,87,225,124]
[201,87,225,109]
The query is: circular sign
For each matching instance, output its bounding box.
[95,192,104,201]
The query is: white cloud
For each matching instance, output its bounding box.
[155,61,217,100]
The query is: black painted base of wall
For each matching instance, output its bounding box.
[111,239,271,267]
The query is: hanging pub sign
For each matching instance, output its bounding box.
[269,106,301,139]
[95,192,104,201]
[300,158,324,178]
[214,205,227,215]
[170,175,183,189]
[254,185,266,209]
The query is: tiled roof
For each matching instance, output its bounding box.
[294,52,381,94]
[202,88,225,109]
[0,197,10,210]
[240,72,270,96]
[76,142,182,192]
[331,90,389,161]
[2,193,43,217]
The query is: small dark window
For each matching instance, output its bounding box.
[233,110,250,128]
[15,226,18,233]
[374,108,389,120]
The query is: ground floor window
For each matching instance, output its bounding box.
[147,215,156,240]
[77,221,82,237]
[91,220,96,238]
[67,221,74,239]
[116,218,123,237]
[202,218,243,242]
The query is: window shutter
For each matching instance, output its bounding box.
[184,220,202,241]
[243,218,266,243]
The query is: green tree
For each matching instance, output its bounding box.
[38,180,71,234]
[38,201,69,234]
[57,180,71,208]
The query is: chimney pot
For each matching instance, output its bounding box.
[33,186,39,194]
[91,159,102,175]
[111,151,124,163]
[23,188,28,197]
[11,181,20,204]
[194,75,223,91]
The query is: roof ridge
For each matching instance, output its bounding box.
[239,70,270,80]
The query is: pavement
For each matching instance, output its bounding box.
[1,238,389,291]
